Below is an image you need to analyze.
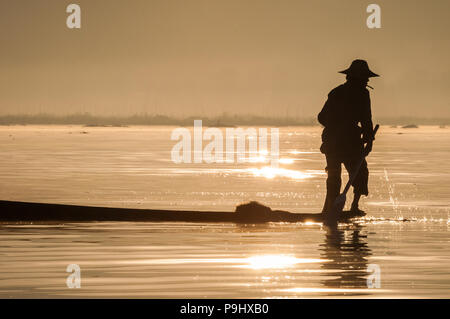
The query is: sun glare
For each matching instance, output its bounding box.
[243,255,324,270]
[248,155,267,163]
[282,287,388,293]
[278,158,295,164]
[248,167,314,180]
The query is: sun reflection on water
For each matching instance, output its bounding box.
[278,158,295,164]
[241,255,325,270]
[248,156,267,163]
[247,156,294,165]
[248,167,314,179]
[119,255,327,270]
[281,287,389,293]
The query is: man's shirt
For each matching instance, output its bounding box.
[318,81,374,157]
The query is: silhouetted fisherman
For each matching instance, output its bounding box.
[318,60,379,213]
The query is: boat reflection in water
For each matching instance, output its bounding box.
[319,224,373,296]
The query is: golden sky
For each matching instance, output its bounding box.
[0,0,449,117]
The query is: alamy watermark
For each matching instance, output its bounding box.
[171,120,280,167]
[367,264,381,288]
[66,264,81,288]
[66,4,81,29]
[367,4,381,29]
[65,4,380,30]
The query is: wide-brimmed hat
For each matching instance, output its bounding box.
[339,59,379,78]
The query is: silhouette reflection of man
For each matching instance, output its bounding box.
[320,224,372,295]
[318,60,379,214]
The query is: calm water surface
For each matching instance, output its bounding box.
[0,125,448,298]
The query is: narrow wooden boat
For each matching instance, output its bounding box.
[0,200,365,223]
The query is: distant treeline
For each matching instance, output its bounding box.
[0,113,316,126]
[0,113,448,126]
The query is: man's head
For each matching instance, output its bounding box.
[345,75,369,89]
[339,59,379,79]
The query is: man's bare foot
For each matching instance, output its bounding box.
[350,205,366,216]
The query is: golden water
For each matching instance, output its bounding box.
[0,125,448,297]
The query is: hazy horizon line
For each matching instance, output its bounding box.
[0,113,448,126]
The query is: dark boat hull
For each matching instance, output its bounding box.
[0,200,364,223]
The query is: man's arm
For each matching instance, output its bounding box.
[318,92,334,127]
[361,91,374,155]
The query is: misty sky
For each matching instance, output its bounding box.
[0,0,449,118]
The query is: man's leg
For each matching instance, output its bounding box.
[351,193,362,211]
[343,158,369,211]
[322,156,342,213]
